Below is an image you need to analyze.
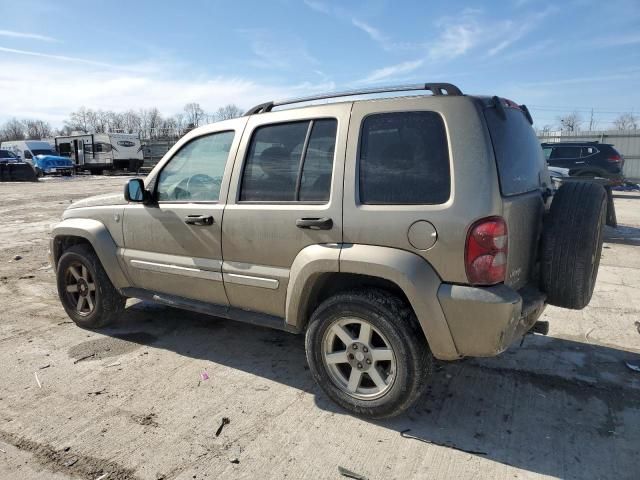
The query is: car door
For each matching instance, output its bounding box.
[121,120,246,305]
[221,104,349,317]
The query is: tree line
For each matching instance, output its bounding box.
[0,103,244,143]
[538,111,639,135]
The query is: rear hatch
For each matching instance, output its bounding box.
[483,99,550,290]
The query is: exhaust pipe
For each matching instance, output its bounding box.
[530,321,549,336]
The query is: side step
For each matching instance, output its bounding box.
[121,287,299,334]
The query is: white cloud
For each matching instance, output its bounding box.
[352,19,387,44]
[237,29,319,69]
[0,54,334,126]
[0,46,120,69]
[428,21,480,61]
[428,6,556,61]
[0,29,58,42]
[358,59,424,84]
[303,0,331,14]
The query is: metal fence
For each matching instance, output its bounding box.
[141,141,174,170]
[538,130,640,181]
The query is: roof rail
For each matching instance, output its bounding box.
[244,82,463,115]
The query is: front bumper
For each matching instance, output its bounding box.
[437,283,546,357]
[45,167,73,175]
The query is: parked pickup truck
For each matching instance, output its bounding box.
[49,83,607,418]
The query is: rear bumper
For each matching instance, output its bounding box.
[437,283,546,357]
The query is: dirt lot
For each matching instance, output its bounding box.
[0,176,639,480]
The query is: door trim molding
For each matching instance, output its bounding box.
[223,272,279,290]
[130,259,223,282]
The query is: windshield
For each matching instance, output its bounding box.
[32,149,57,156]
[0,150,17,158]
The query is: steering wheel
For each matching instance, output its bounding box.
[185,174,215,199]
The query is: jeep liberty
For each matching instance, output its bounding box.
[50,83,607,417]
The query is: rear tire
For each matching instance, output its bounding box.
[56,244,125,328]
[541,181,606,309]
[305,289,432,418]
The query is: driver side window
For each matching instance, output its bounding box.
[157,131,235,202]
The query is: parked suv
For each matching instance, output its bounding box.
[50,84,607,418]
[542,141,625,182]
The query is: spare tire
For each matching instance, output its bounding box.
[541,181,606,309]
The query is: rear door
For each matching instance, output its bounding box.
[548,145,582,170]
[222,104,349,317]
[484,102,549,289]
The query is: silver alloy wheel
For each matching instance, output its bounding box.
[63,262,96,316]
[322,317,397,400]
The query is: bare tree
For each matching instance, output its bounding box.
[558,112,582,133]
[24,119,52,139]
[613,112,638,131]
[0,118,26,142]
[123,110,142,134]
[108,111,126,132]
[86,109,111,133]
[56,125,73,136]
[184,103,205,127]
[139,108,163,139]
[214,104,243,121]
[65,107,91,133]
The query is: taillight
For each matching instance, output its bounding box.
[607,154,622,163]
[465,216,508,285]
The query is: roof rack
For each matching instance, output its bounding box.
[244,82,463,115]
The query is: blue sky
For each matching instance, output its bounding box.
[0,0,639,129]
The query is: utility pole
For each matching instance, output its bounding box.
[588,108,595,131]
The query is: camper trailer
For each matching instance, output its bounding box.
[55,133,144,173]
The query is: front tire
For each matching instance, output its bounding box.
[305,289,432,418]
[56,244,125,328]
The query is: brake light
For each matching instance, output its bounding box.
[607,154,622,163]
[465,217,508,285]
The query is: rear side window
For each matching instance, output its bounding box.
[484,107,546,196]
[358,112,450,204]
[240,119,337,202]
[550,146,581,159]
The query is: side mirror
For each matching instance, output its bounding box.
[124,178,150,203]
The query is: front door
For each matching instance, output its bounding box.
[121,124,244,306]
[222,104,349,317]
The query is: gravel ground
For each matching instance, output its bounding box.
[0,176,639,480]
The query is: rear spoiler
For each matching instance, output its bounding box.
[491,96,533,125]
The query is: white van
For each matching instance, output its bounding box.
[0,140,74,176]
[55,133,144,173]
[0,140,56,163]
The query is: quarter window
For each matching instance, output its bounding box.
[358,112,450,204]
[157,131,235,202]
[240,119,337,202]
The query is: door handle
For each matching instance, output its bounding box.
[296,217,333,230]
[184,215,214,226]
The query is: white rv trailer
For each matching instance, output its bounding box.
[55,133,144,172]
